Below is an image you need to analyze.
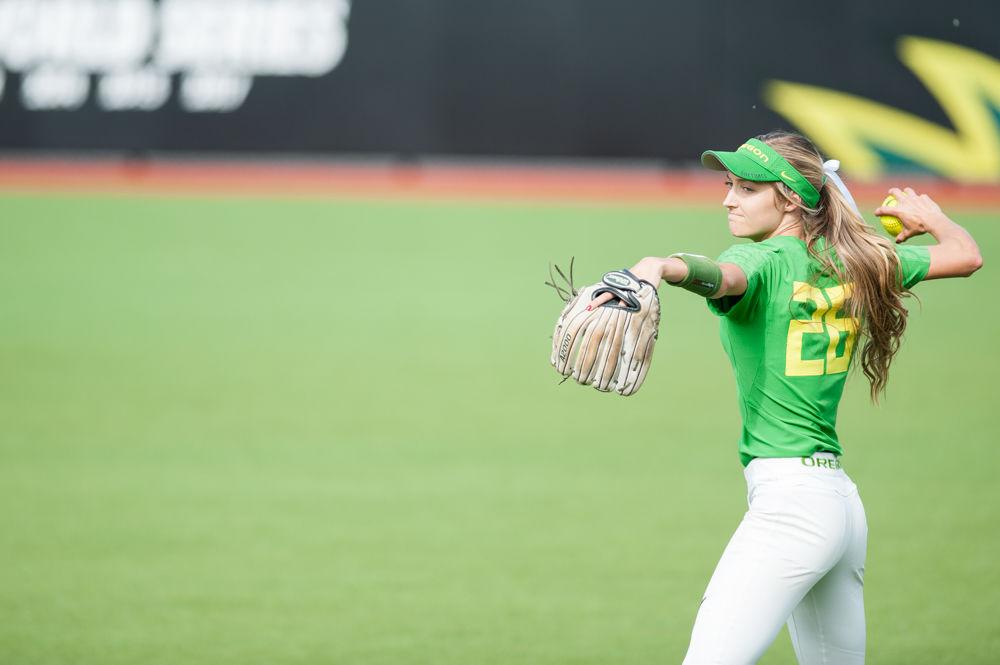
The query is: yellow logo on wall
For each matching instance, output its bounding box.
[764,37,1000,182]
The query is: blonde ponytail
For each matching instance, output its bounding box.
[759,131,912,402]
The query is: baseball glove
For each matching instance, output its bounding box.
[546,259,661,396]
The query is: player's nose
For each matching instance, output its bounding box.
[723,189,738,209]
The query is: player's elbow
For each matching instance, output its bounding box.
[928,241,983,279]
[708,272,731,299]
[961,248,983,277]
[714,263,748,298]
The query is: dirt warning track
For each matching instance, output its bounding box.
[1,158,998,209]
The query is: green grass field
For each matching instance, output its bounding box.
[2,192,997,664]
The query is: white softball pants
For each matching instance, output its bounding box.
[682,452,868,665]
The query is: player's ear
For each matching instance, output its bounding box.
[772,184,801,213]
[783,190,802,213]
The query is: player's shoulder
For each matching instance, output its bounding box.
[718,235,801,258]
[717,237,790,277]
[756,235,812,257]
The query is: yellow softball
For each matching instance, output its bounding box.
[879,195,903,235]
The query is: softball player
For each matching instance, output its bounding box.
[590,130,983,664]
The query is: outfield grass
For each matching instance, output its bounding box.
[1,193,997,664]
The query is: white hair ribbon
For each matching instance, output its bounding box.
[822,159,860,216]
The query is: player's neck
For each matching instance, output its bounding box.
[759,216,804,242]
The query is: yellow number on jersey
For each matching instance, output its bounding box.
[822,283,857,374]
[785,282,857,376]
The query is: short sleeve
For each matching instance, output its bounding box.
[896,245,931,289]
[706,243,778,320]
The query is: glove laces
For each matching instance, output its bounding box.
[545,257,577,302]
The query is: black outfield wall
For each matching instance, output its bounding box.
[0,0,996,174]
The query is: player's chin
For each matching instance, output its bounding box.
[728,218,751,238]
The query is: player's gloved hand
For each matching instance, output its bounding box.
[589,257,664,309]
[874,187,947,244]
[547,261,661,396]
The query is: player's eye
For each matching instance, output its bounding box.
[724,180,733,187]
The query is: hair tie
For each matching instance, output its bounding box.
[822,159,861,216]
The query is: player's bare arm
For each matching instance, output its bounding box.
[875,187,983,279]
[711,263,749,298]
[660,256,748,298]
[588,256,747,309]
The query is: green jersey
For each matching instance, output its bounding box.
[707,236,930,466]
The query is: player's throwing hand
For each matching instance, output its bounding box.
[874,187,945,243]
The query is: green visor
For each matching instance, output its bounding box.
[701,138,820,208]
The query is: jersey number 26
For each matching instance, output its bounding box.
[785,282,857,376]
